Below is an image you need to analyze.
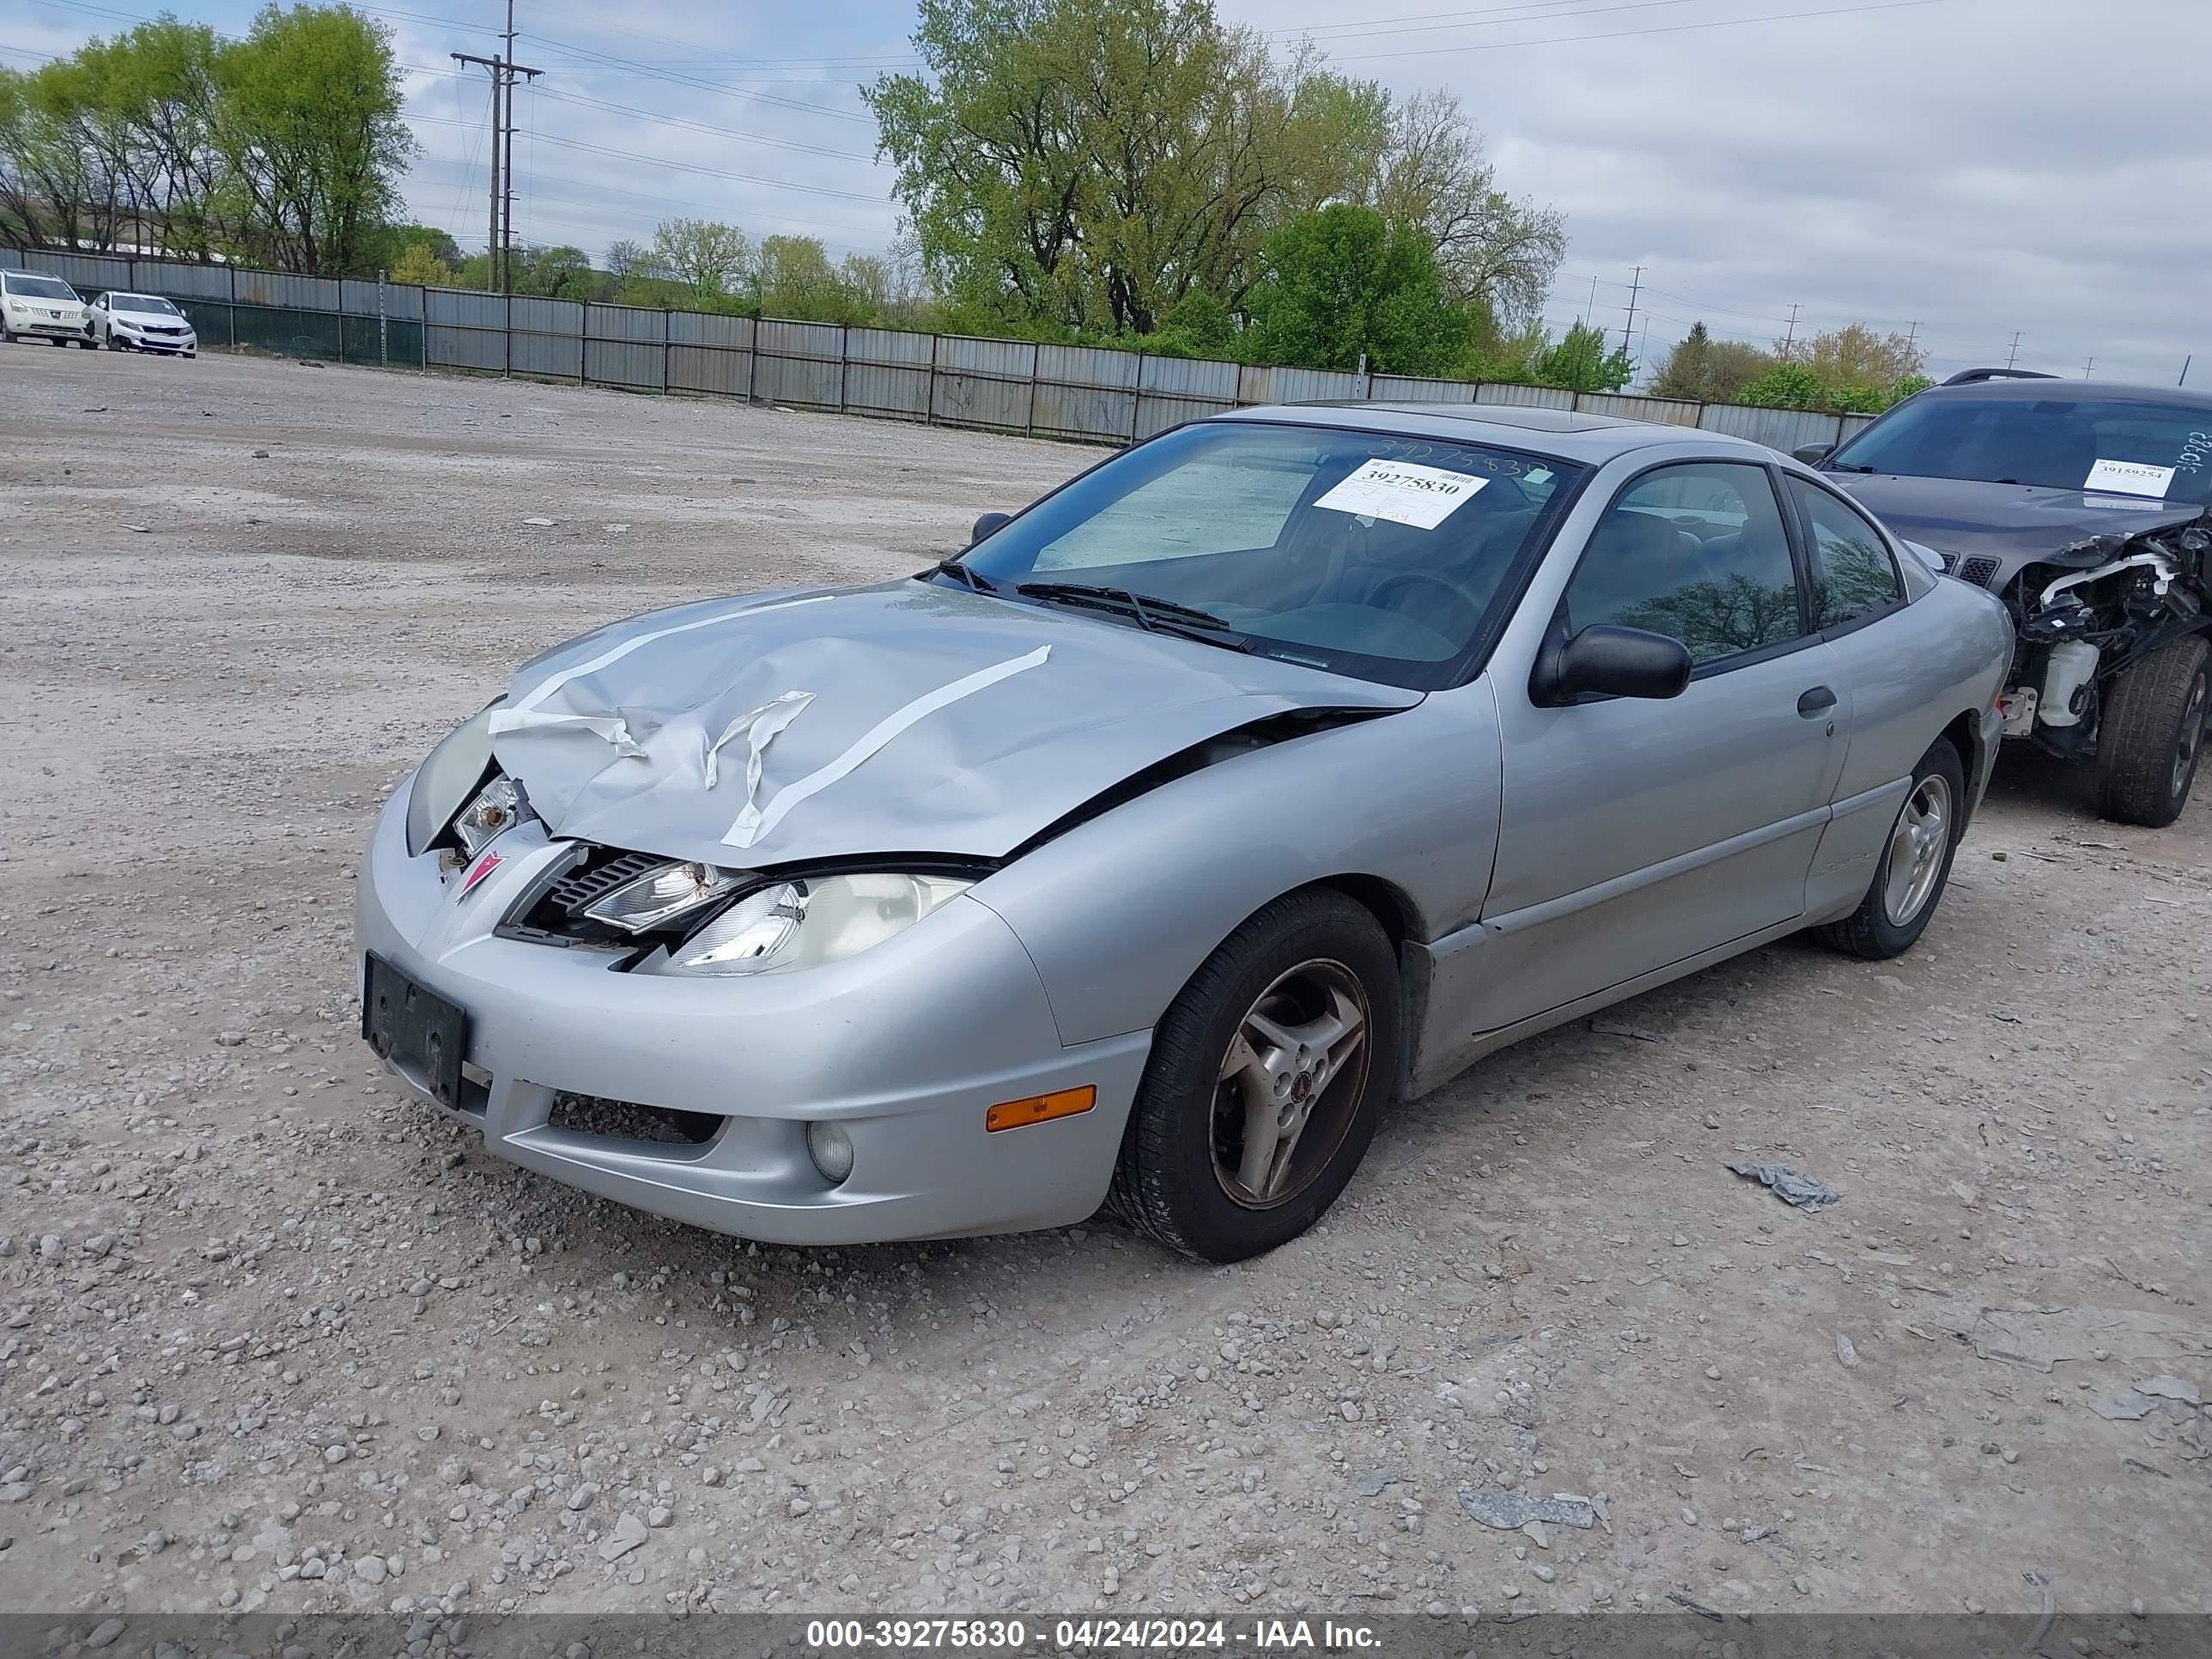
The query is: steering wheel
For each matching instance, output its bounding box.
[1366,568,1485,632]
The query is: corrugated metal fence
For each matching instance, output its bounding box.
[0,246,1881,453]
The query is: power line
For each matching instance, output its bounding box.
[523,86,881,164]
[406,113,889,203]
[514,30,876,124]
[1334,0,1959,61]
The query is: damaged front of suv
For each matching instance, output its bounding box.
[1817,378,2212,825]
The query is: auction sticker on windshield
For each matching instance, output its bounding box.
[1314,459,1489,529]
[2083,458,2176,499]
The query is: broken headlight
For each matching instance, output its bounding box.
[653,873,971,978]
[404,703,501,857]
[452,775,524,855]
[580,860,744,933]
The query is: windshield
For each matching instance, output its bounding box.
[1832,393,2212,506]
[5,274,78,301]
[110,294,180,315]
[954,421,1577,689]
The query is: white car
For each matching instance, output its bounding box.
[88,290,198,356]
[0,270,93,347]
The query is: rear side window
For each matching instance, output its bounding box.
[1790,478,1903,629]
[1563,461,1805,667]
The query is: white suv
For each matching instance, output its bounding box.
[0,270,93,346]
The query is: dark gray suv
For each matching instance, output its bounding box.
[1801,372,2212,825]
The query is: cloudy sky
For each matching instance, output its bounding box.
[9,0,2207,385]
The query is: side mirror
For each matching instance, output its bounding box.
[969,511,1012,548]
[1791,442,1834,465]
[1535,624,1692,705]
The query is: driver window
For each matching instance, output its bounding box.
[1562,462,1805,667]
[1036,449,1311,571]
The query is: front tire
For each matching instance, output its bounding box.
[1820,738,1966,961]
[1109,889,1401,1263]
[2094,634,2208,828]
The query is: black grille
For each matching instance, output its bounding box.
[500,847,668,947]
[549,1092,722,1146]
[544,849,665,915]
[1957,556,2002,588]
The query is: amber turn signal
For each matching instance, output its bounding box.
[984,1085,1097,1133]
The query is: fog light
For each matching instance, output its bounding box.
[805,1121,854,1185]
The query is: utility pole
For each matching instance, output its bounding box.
[1781,303,1802,361]
[2005,331,2024,370]
[2082,356,2094,379]
[1583,274,1597,325]
[2180,355,2192,388]
[453,34,541,294]
[498,0,539,296]
[1619,264,1643,356]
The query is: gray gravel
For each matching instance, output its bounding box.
[0,347,2208,1624]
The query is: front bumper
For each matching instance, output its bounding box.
[117,331,194,353]
[355,788,1149,1244]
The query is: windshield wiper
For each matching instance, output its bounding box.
[926,556,998,593]
[1014,580,1259,653]
[1017,580,1237,631]
[1826,461,1877,473]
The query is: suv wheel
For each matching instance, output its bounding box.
[2095,635,2208,828]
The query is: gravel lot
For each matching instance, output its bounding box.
[1,349,2207,1638]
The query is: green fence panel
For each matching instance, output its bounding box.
[172,299,234,349]
[337,316,424,368]
[231,303,342,359]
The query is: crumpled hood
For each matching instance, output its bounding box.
[488,580,1419,866]
[1836,473,2202,572]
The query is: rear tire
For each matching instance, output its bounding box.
[2094,635,2209,828]
[1819,738,1966,961]
[1109,889,1401,1263]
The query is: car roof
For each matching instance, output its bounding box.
[1915,378,2212,414]
[1213,400,1778,463]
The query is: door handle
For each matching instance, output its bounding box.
[1796,685,1838,717]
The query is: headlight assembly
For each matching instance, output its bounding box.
[652,872,972,977]
[581,860,744,933]
[404,703,500,856]
[451,775,524,854]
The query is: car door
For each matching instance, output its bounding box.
[1467,459,1849,1033]
[1784,474,1937,915]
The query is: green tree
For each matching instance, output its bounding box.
[213,3,416,273]
[1796,322,1924,386]
[364,220,459,271]
[1146,289,1237,359]
[1650,321,1777,403]
[757,234,880,323]
[512,243,597,301]
[1241,204,1471,374]
[387,240,450,286]
[1736,362,1826,409]
[1532,319,1632,393]
[866,0,1392,337]
[1369,87,1564,331]
[649,216,750,307]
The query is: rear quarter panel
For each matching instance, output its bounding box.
[1805,578,2012,919]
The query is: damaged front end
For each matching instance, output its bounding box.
[1992,510,2212,757]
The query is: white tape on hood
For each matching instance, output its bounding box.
[487,593,833,750]
[723,644,1052,850]
[702,690,815,793]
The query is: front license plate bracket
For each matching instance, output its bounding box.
[362,954,469,1108]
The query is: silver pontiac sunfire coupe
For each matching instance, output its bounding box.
[359,403,2013,1261]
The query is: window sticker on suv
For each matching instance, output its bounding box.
[2083,459,2176,498]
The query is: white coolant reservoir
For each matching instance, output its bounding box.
[2039,641,2100,727]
